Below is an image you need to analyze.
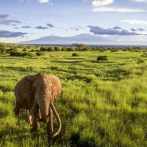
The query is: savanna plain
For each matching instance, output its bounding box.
[0,44,147,147]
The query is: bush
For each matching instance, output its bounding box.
[141,53,147,57]
[23,48,27,51]
[0,43,6,54]
[10,52,23,56]
[36,52,44,56]
[97,56,108,62]
[137,58,145,64]
[72,53,79,57]
[54,47,61,51]
[10,51,35,57]
[40,47,47,51]
[61,47,67,51]
[47,47,54,52]
[30,50,35,52]
[67,47,75,51]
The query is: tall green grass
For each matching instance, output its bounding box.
[0,51,147,146]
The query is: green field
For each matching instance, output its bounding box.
[0,46,147,146]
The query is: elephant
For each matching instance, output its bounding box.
[14,73,62,139]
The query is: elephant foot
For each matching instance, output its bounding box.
[30,127,40,133]
[47,134,53,141]
[14,107,21,117]
[31,125,40,133]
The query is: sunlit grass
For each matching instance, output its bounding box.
[0,50,147,146]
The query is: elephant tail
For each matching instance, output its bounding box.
[50,102,62,138]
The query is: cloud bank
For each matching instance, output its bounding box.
[122,20,147,25]
[131,28,145,31]
[47,23,54,28]
[36,26,48,29]
[113,26,122,30]
[88,25,143,35]
[0,14,9,19]
[131,0,147,3]
[0,20,21,25]
[0,30,28,37]
[22,26,31,28]
[92,7,146,12]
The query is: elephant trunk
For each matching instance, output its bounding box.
[28,102,61,139]
[29,93,50,124]
[38,95,50,123]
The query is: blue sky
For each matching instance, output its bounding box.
[0,0,147,44]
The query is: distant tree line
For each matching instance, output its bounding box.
[0,43,147,57]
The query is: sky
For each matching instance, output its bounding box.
[0,0,147,45]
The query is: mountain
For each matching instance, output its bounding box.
[19,33,106,45]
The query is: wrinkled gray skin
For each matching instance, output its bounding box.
[14,73,62,139]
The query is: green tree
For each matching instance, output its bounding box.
[0,43,6,54]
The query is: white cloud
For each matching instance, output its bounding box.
[0,38,6,42]
[92,7,146,12]
[37,0,49,3]
[83,0,114,6]
[122,20,147,25]
[92,0,114,6]
[131,0,147,3]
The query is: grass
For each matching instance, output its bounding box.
[0,50,147,146]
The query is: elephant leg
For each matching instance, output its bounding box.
[47,107,53,139]
[30,105,40,132]
[14,100,22,117]
[38,116,43,122]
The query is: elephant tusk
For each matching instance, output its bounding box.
[50,102,61,138]
[28,103,37,125]
[28,115,32,125]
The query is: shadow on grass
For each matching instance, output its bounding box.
[91,60,114,64]
[106,68,131,81]
[52,60,83,63]
[4,66,35,72]
[64,57,85,60]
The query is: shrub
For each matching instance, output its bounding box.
[10,52,23,56]
[141,53,147,57]
[137,58,145,64]
[30,50,35,52]
[36,52,44,56]
[67,47,75,51]
[61,47,67,51]
[23,48,27,51]
[40,47,47,51]
[72,53,79,57]
[47,47,54,52]
[54,47,61,51]
[0,43,6,54]
[97,56,108,62]
[10,51,35,57]
[22,52,35,57]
